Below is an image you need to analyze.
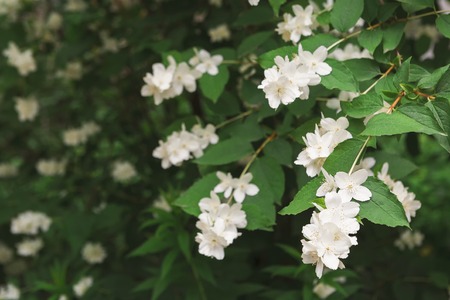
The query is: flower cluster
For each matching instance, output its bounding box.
[208,24,231,43]
[295,116,352,177]
[73,276,93,297]
[63,121,101,147]
[195,172,259,260]
[276,4,317,44]
[111,161,137,182]
[56,61,83,81]
[0,0,21,21]
[377,163,422,222]
[16,238,43,257]
[153,124,219,169]
[0,163,18,178]
[141,49,223,105]
[14,96,39,122]
[394,230,424,250]
[36,159,67,176]
[11,211,52,235]
[301,168,372,278]
[82,242,107,264]
[258,45,331,109]
[0,283,20,300]
[2,42,36,76]
[329,44,372,61]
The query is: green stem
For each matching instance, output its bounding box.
[189,259,207,300]
[349,136,371,174]
[216,110,253,129]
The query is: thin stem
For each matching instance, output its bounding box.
[414,90,435,100]
[362,64,396,95]
[387,91,405,114]
[240,132,277,177]
[399,9,450,22]
[349,136,371,174]
[189,259,207,300]
[216,110,253,129]
[326,30,361,51]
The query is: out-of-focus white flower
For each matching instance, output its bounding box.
[208,24,231,43]
[65,0,87,12]
[326,91,359,113]
[0,163,18,178]
[313,282,336,299]
[329,43,372,61]
[153,196,172,212]
[248,0,260,5]
[209,0,222,7]
[0,0,21,21]
[3,42,37,76]
[111,161,137,182]
[100,31,127,53]
[58,295,68,300]
[394,230,424,250]
[15,96,39,122]
[73,277,93,298]
[189,49,223,76]
[36,159,66,176]
[47,12,63,30]
[11,211,52,235]
[82,242,107,264]
[0,243,13,264]
[63,121,100,146]
[0,283,20,299]
[57,61,83,80]
[276,4,315,43]
[16,238,43,257]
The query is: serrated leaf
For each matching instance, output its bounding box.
[258,46,297,69]
[418,65,449,90]
[199,65,229,103]
[342,58,380,81]
[279,177,322,215]
[194,138,254,165]
[408,64,430,82]
[323,139,365,174]
[238,31,274,57]
[342,93,384,118]
[173,173,219,216]
[436,15,450,39]
[321,59,359,92]
[359,177,410,228]
[382,23,405,53]
[330,0,364,32]
[358,28,383,53]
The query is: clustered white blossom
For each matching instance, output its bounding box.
[63,121,101,147]
[82,242,107,264]
[111,161,137,182]
[0,163,19,178]
[329,43,372,61]
[377,163,422,222]
[208,24,231,43]
[57,61,83,80]
[141,49,223,105]
[294,116,352,177]
[394,230,424,250]
[0,283,20,300]
[36,159,67,176]
[73,276,93,297]
[276,4,317,44]
[15,96,39,122]
[11,211,52,235]
[259,44,331,109]
[0,0,21,21]
[195,172,259,260]
[153,124,219,169]
[16,238,43,257]
[3,42,37,76]
[301,168,372,278]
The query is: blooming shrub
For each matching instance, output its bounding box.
[0,0,450,299]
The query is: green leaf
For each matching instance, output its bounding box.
[382,23,405,53]
[279,177,322,215]
[418,65,449,90]
[268,0,286,16]
[233,5,274,27]
[436,15,450,39]
[173,173,219,216]
[321,59,359,92]
[361,105,445,136]
[323,139,365,174]
[177,230,192,261]
[342,92,384,118]
[238,31,274,57]
[408,64,430,82]
[290,117,321,144]
[436,68,450,97]
[426,98,450,153]
[194,138,254,165]
[397,0,434,13]
[343,59,380,81]
[258,46,297,69]
[371,151,417,178]
[330,0,364,32]
[129,233,173,257]
[359,177,410,228]
[264,138,293,166]
[301,34,340,52]
[199,65,229,103]
[358,28,383,53]
[160,250,179,280]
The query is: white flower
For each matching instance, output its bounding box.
[141,62,176,105]
[313,282,336,299]
[214,172,235,198]
[195,228,228,260]
[36,159,66,176]
[232,173,259,203]
[0,243,13,264]
[394,230,424,250]
[209,0,222,7]
[111,161,137,182]
[335,169,372,202]
[377,162,395,188]
[153,196,172,213]
[80,121,101,136]
[82,242,107,264]
[0,0,22,20]
[297,45,332,76]
[65,0,87,11]
[11,211,52,235]
[3,42,36,76]
[16,238,43,257]
[57,61,83,80]
[168,56,198,95]
[47,12,63,30]
[329,44,372,61]
[73,277,93,298]
[260,74,301,109]
[189,49,223,76]
[0,163,18,178]
[0,283,20,300]
[63,128,87,146]
[392,182,421,222]
[153,141,172,169]
[316,169,337,197]
[191,124,219,148]
[208,24,231,43]
[353,157,376,176]
[58,295,68,300]
[15,96,39,121]
[276,4,315,43]
[217,203,247,230]
[248,0,260,5]
[326,91,359,113]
